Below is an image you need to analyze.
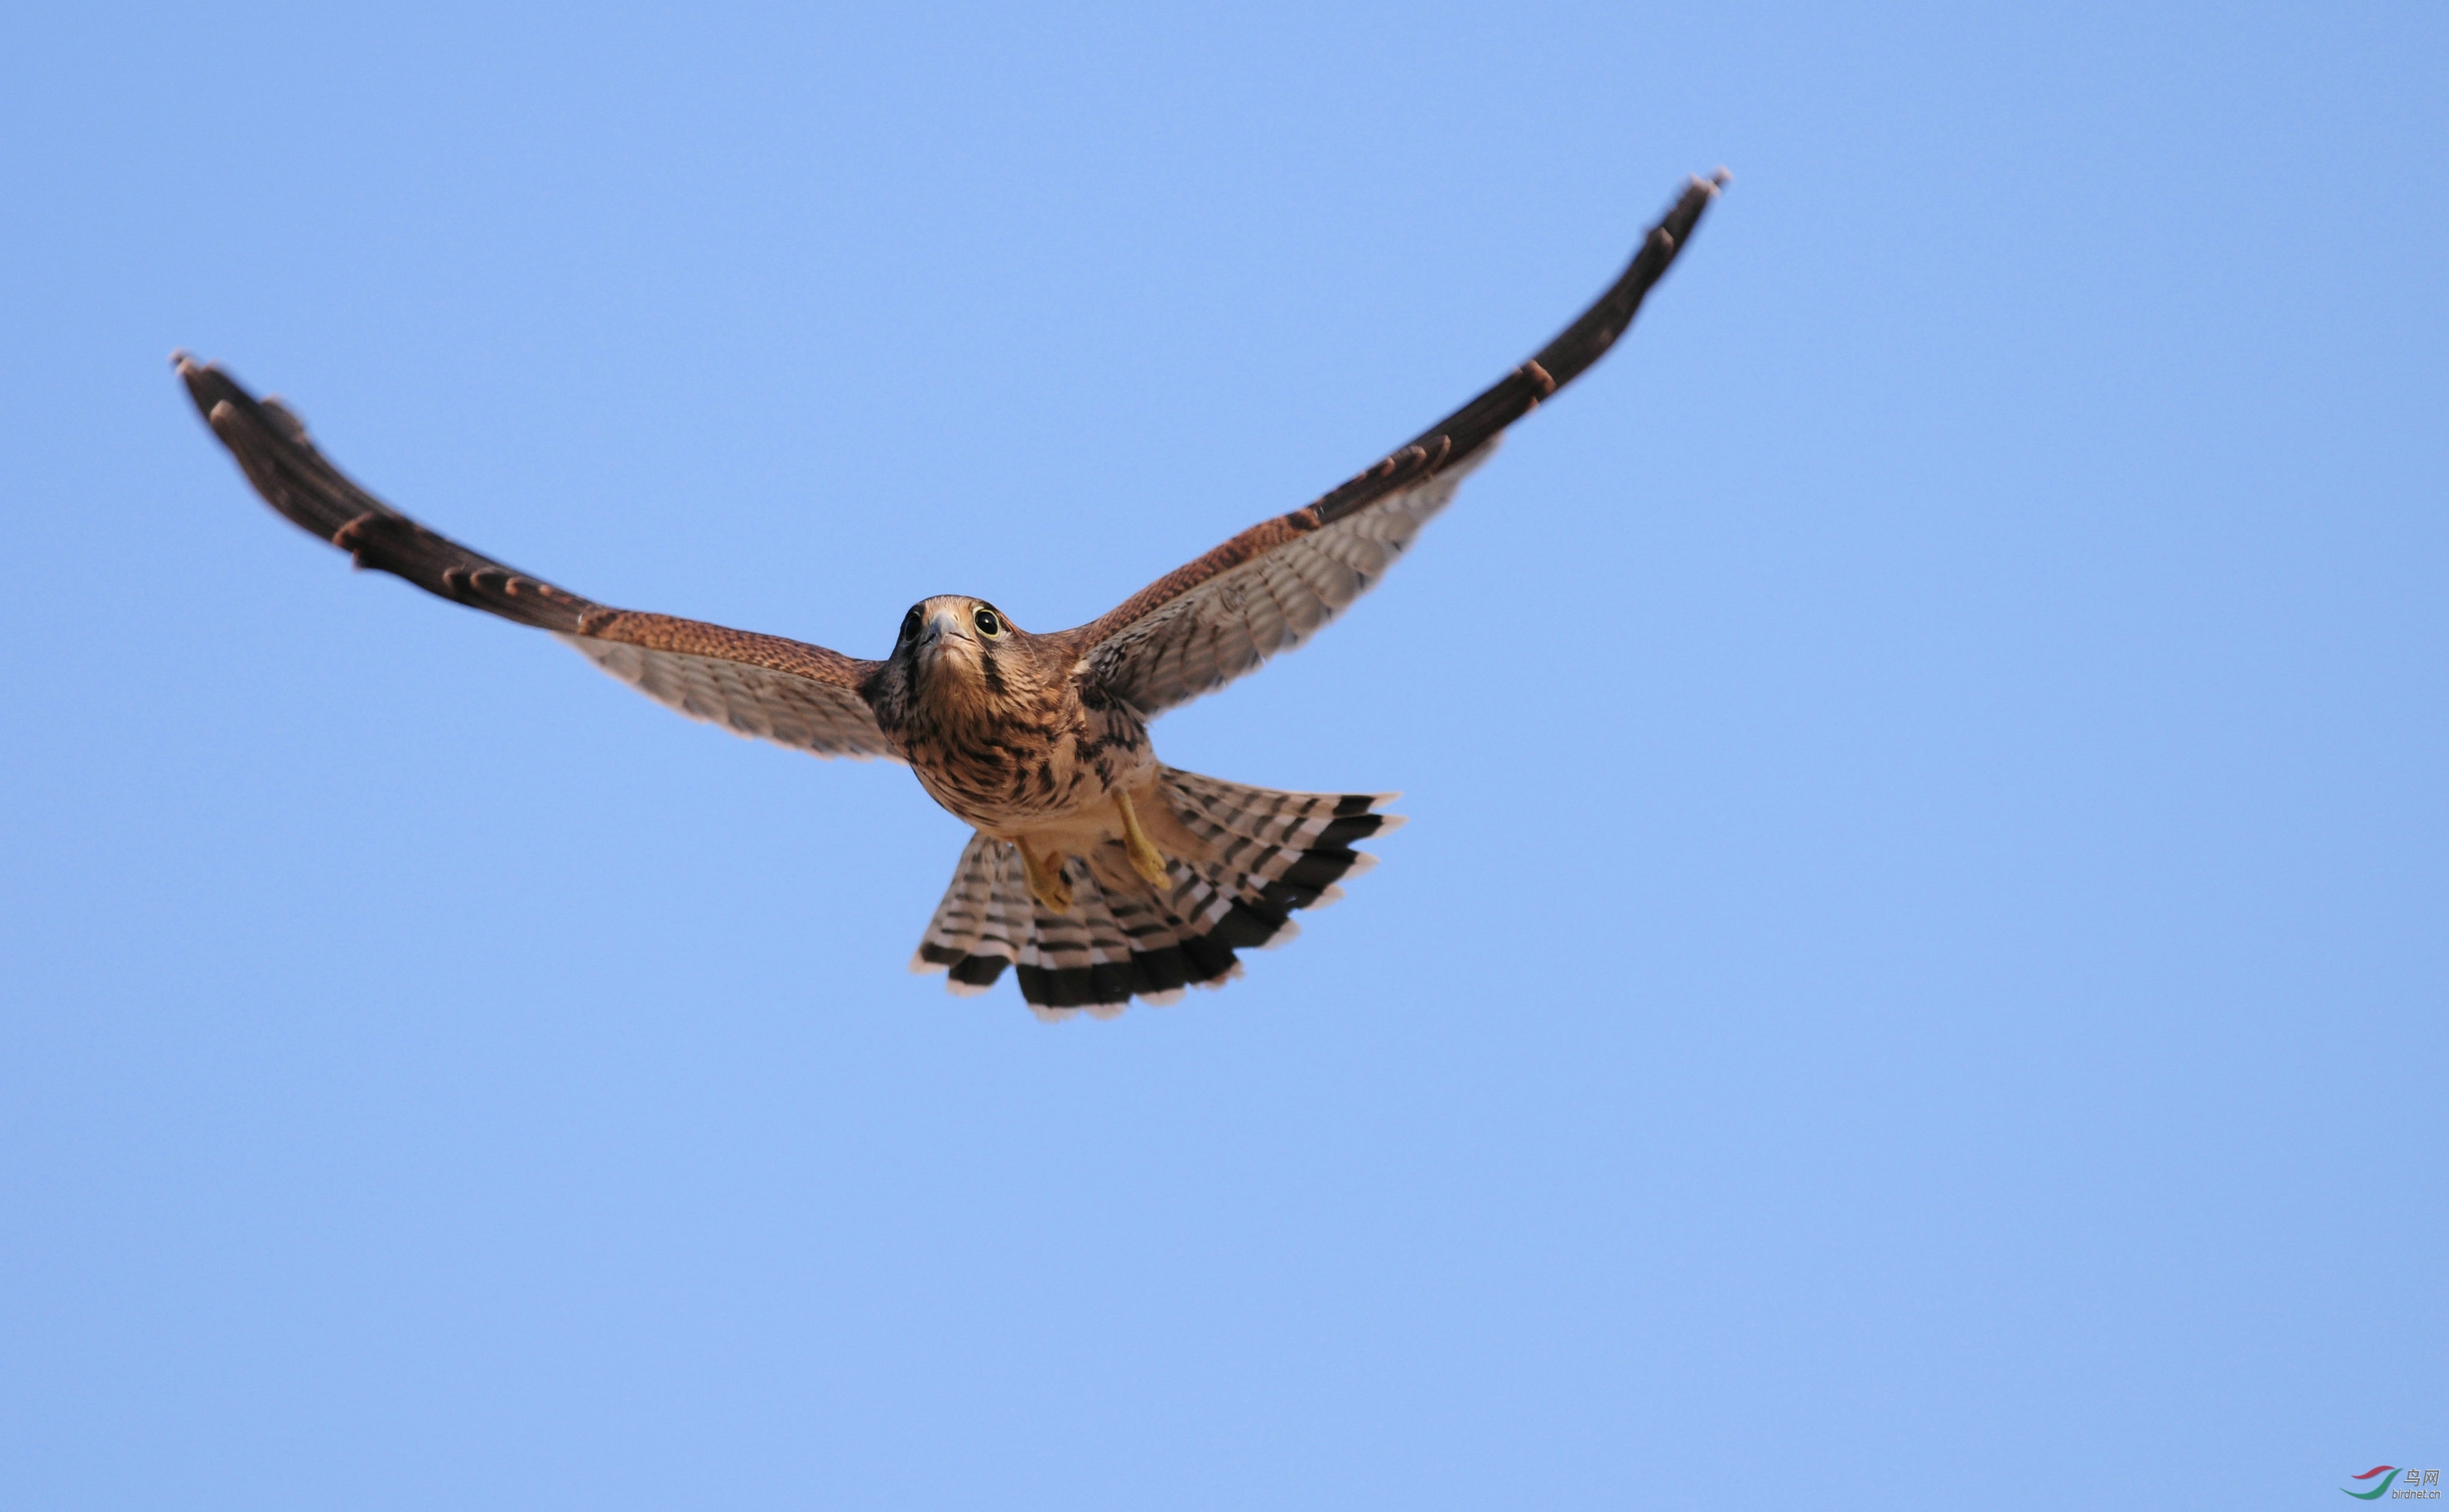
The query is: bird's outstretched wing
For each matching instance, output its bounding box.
[1063,171,1727,717]
[178,359,895,760]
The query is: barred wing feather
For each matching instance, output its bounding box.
[1069,171,1725,717]
[557,637,897,759]
[1079,450,1490,716]
[178,357,894,761]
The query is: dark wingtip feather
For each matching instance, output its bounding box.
[176,356,603,634]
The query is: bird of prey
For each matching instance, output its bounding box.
[180,171,1725,1020]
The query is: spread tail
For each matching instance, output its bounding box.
[910,766,1402,1019]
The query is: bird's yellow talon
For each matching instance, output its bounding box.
[1021,840,1074,914]
[1113,791,1172,889]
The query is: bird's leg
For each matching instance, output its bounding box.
[1112,790,1172,890]
[1019,838,1074,914]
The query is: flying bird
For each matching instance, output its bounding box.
[179,171,1725,1019]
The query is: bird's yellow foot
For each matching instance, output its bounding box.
[1020,840,1074,914]
[1112,791,1173,890]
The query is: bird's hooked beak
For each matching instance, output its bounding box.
[914,608,974,663]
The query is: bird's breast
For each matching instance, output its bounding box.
[890,680,1152,834]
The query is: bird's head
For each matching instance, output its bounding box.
[886,594,1036,718]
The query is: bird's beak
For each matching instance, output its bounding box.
[919,609,971,654]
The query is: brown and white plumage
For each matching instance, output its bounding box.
[178,171,1726,1018]
[912,771,1404,1019]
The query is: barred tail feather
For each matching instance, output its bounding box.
[909,766,1401,1019]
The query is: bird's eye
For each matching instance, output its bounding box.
[900,607,923,644]
[972,607,1004,638]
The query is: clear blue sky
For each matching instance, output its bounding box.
[2,2,2442,1506]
